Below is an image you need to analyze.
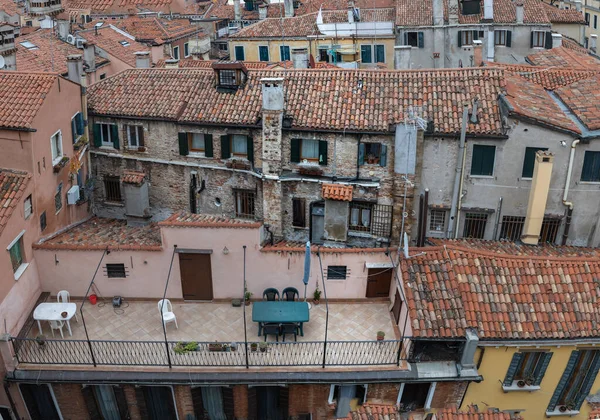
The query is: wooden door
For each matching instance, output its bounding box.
[179,253,213,301]
[391,289,402,324]
[366,268,392,298]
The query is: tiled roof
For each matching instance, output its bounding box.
[321,183,353,201]
[109,16,204,45]
[76,26,149,67]
[396,0,433,26]
[0,72,56,130]
[503,73,581,134]
[34,217,162,251]
[64,0,179,14]
[499,63,597,90]
[541,2,586,23]
[563,35,589,54]
[437,406,520,420]
[0,169,30,236]
[88,67,506,135]
[261,238,388,253]
[0,0,21,16]
[16,29,84,75]
[527,46,600,69]
[403,239,600,339]
[554,74,600,131]
[154,58,339,69]
[159,211,262,228]
[344,403,398,420]
[121,170,145,185]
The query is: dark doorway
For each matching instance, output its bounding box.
[19,384,60,420]
[366,268,392,298]
[310,202,325,244]
[249,386,288,420]
[391,289,402,324]
[399,383,431,412]
[179,253,214,300]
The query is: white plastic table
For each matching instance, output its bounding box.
[33,303,77,336]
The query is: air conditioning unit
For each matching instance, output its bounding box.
[67,185,80,205]
[76,38,86,49]
[66,34,76,45]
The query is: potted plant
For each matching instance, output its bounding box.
[366,154,379,164]
[53,156,70,173]
[35,334,46,347]
[244,288,253,306]
[376,331,385,341]
[523,372,535,387]
[209,342,223,352]
[250,342,258,352]
[313,286,321,305]
[173,341,199,355]
[259,342,268,353]
[230,342,238,352]
[516,380,527,388]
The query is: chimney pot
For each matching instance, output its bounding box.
[284,0,294,17]
[291,48,308,68]
[432,0,443,25]
[258,4,267,20]
[521,151,554,246]
[515,2,524,24]
[261,77,284,111]
[551,33,563,49]
[56,18,70,40]
[134,51,150,68]
[394,45,411,70]
[233,0,242,21]
[574,0,582,12]
[83,41,96,72]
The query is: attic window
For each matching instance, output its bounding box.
[119,40,130,47]
[219,69,237,86]
[20,41,38,50]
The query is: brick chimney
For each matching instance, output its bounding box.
[473,39,483,66]
[394,45,411,69]
[521,151,554,246]
[83,42,96,72]
[552,33,563,49]
[515,1,524,24]
[135,51,150,68]
[67,54,83,84]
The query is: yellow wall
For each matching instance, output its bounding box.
[462,345,600,418]
[228,37,396,69]
[542,0,597,43]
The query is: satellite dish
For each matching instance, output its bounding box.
[0,56,5,69]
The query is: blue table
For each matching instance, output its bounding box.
[252,301,309,336]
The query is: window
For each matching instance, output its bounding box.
[40,211,46,232]
[19,384,61,420]
[522,147,548,178]
[100,73,106,80]
[349,202,373,232]
[547,350,600,414]
[503,351,553,390]
[71,112,84,143]
[462,0,480,14]
[8,233,25,273]
[360,44,385,63]
[24,195,32,219]
[259,45,269,61]
[398,383,436,411]
[50,131,63,164]
[232,134,248,156]
[84,385,129,419]
[221,134,252,161]
[104,176,122,202]
[460,30,474,46]
[375,45,385,63]
[585,12,590,26]
[173,46,180,60]
[540,216,561,244]
[319,46,341,63]
[106,263,126,278]
[292,198,306,227]
[234,45,245,61]
[280,45,290,61]
[327,265,347,280]
[54,182,63,213]
[189,133,205,152]
[329,385,367,418]
[234,189,255,219]
[404,31,424,48]
[429,209,446,232]
[470,145,495,176]
[595,15,597,29]
[140,386,177,420]
[499,216,525,241]
[191,387,232,420]
[184,42,190,57]
[581,151,600,182]
[532,31,545,48]
[290,139,327,165]
[126,125,144,149]
[218,43,228,51]
[359,142,387,166]
[97,123,116,147]
[494,29,511,46]
[218,69,237,86]
[463,213,488,239]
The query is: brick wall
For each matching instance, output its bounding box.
[288,384,332,420]
[52,383,89,420]
[367,383,401,405]
[233,384,248,419]
[430,381,468,408]
[123,384,142,420]
[174,385,195,419]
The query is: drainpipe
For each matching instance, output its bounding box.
[455,138,468,239]
[81,73,91,192]
[562,139,580,245]
[492,197,503,240]
[447,103,469,238]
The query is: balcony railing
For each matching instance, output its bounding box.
[12,337,410,368]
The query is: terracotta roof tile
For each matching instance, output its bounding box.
[107,16,205,45]
[261,238,388,253]
[159,211,262,228]
[498,63,597,90]
[322,183,353,201]
[65,0,177,14]
[527,46,600,69]
[88,67,506,135]
[0,0,21,16]
[404,239,600,339]
[154,58,340,69]
[345,403,398,420]
[121,170,145,185]
[555,74,600,130]
[0,72,57,130]
[75,26,149,67]
[396,0,433,26]
[541,2,586,23]
[34,217,162,251]
[438,406,520,420]
[0,169,30,236]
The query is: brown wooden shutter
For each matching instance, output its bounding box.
[191,387,205,419]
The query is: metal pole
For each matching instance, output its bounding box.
[160,246,177,368]
[447,103,469,238]
[242,246,249,369]
[317,248,329,368]
[80,248,108,367]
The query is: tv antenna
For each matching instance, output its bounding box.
[402,233,426,259]
[404,105,427,131]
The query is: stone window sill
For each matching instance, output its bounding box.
[104,201,125,207]
[469,175,495,179]
[14,263,30,281]
[546,409,580,417]
[502,383,540,392]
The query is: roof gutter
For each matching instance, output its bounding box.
[0,126,36,132]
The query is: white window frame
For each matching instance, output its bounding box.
[99,123,114,147]
[300,138,319,162]
[258,45,270,61]
[19,384,63,420]
[7,230,28,280]
[24,195,32,219]
[328,384,368,405]
[396,382,436,410]
[374,44,385,63]
[532,31,545,48]
[184,42,190,57]
[173,46,180,60]
[405,31,419,47]
[280,45,290,61]
[50,129,63,165]
[71,112,82,143]
[126,125,143,149]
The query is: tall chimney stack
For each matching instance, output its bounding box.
[83,42,96,72]
[291,48,308,68]
[135,51,150,68]
[483,0,493,21]
[394,46,411,69]
[67,54,83,84]
[551,33,563,49]
[574,0,582,12]
[448,0,459,24]
[284,0,294,18]
[432,0,443,25]
[472,39,483,66]
[56,18,70,40]
[515,1,524,24]
[258,4,267,19]
[234,0,242,21]
[521,151,554,246]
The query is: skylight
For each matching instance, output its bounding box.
[119,40,130,47]
[19,41,38,50]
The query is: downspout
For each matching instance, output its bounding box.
[562,139,580,245]
[81,73,91,201]
[447,103,469,238]
[454,138,468,239]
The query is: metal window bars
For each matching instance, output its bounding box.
[104,177,122,202]
[499,216,525,241]
[234,189,255,219]
[348,203,392,238]
[463,213,488,239]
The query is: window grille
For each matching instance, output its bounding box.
[540,217,561,244]
[327,266,347,280]
[429,210,446,232]
[499,216,525,241]
[463,213,488,239]
[104,176,122,202]
[234,189,255,219]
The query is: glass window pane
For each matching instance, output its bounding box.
[9,238,22,272]
[361,209,371,227]
[301,139,319,160]
[232,135,247,155]
[350,208,359,226]
[191,133,205,151]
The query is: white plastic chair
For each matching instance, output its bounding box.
[57,290,79,322]
[158,299,178,329]
[49,320,64,338]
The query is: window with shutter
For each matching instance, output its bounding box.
[259,45,269,61]
[503,351,553,390]
[581,151,600,182]
[221,135,231,159]
[19,384,61,420]
[405,32,419,47]
[178,132,189,156]
[234,45,245,61]
[470,145,495,176]
[360,45,372,63]
[318,140,328,166]
[375,44,385,62]
[280,45,290,61]
[522,147,548,178]
[290,138,301,163]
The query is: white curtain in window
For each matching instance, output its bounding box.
[361,209,371,227]
[192,133,205,150]
[201,387,227,420]
[301,139,319,159]
[232,134,247,154]
[350,208,359,226]
[94,386,120,420]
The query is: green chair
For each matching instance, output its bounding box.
[281,287,299,301]
[262,288,280,301]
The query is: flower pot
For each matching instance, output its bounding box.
[89,294,97,305]
[517,380,526,388]
[376,332,385,341]
[250,344,258,352]
[559,405,568,413]
[209,344,222,352]
[61,311,68,318]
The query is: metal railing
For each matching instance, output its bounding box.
[11,337,408,368]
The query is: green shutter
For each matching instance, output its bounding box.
[418,32,424,48]
[471,145,495,176]
[110,124,119,149]
[360,45,371,64]
[375,45,385,63]
[506,30,512,47]
[221,135,231,159]
[235,46,245,61]
[71,118,77,144]
[545,31,553,49]
[259,46,269,62]
[473,30,479,41]
[582,151,600,182]
[533,352,553,386]
[530,31,535,48]
[458,31,463,48]
[76,112,84,136]
[246,135,254,164]
[178,133,189,156]
[92,123,101,147]
[403,32,408,46]
[319,140,328,166]
[291,139,301,163]
[205,134,213,157]
[503,353,525,386]
[358,143,365,165]
[575,351,600,409]
[547,351,580,412]
[380,144,387,167]
[522,147,548,178]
